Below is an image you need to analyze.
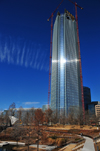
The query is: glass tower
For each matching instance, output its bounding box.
[51,11,82,116]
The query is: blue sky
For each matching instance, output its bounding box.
[0,0,100,110]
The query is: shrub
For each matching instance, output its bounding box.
[48,138,56,145]
[56,138,67,146]
[75,138,81,141]
[50,135,57,139]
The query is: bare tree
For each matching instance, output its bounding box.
[76,108,84,126]
[17,106,23,124]
[59,108,66,126]
[24,126,34,151]
[68,108,75,125]
[0,114,4,126]
[85,110,90,125]
[30,107,35,124]
[34,109,47,151]
[23,111,30,126]
[11,124,21,146]
[52,109,59,124]
[4,110,10,126]
[34,109,44,126]
[9,102,16,116]
[20,126,36,151]
[34,125,48,151]
[45,108,53,125]
[90,114,99,126]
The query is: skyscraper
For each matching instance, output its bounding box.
[51,10,82,116]
[83,86,91,111]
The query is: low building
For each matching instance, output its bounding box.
[42,105,49,112]
[2,108,38,123]
[88,101,99,116]
[95,103,100,117]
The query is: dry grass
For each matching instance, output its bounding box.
[0,125,99,147]
[13,146,45,151]
[48,137,68,146]
[48,138,56,145]
[49,125,97,130]
[48,125,100,138]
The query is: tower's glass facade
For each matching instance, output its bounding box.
[51,11,82,116]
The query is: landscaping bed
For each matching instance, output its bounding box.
[0,125,99,151]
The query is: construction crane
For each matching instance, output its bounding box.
[68,0,85,121]
[47,0,64,108]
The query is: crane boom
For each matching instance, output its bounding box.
[68,0,85,122]
[47,0,64,21]
[68,0,83,9]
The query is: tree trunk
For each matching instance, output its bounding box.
[28,144,29,151]
[37,140,39,151]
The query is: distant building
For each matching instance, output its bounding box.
[83,86,91,110]
[3,109,8,115]
[42,105,49,112]
[3,108,37,120]
[2,107,43,125]
[88,101,99,116]
[95,103,100,117]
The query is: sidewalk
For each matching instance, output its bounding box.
[82,136,95,151]
[0,141,25,147]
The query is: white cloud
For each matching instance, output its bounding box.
[21,45,25,66]
[0,35,49,71]
[23,102,40,105]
